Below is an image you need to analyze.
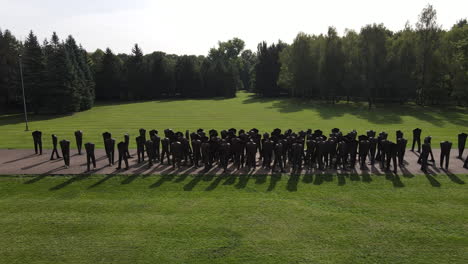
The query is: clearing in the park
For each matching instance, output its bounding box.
[0,92,467,264]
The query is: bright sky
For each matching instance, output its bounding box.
[1,0,467,55]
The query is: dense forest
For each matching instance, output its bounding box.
[0,4,467,114]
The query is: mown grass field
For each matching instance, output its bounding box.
[0,173,467,264]
[0,92,467,149]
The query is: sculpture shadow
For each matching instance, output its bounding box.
[49,174,89,191]
[443,170,465,184]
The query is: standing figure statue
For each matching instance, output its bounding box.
[201,139,211,171]
[84,142,96,171]
[135,135,145,163]
[219,139,231,173]
[151,131,160,161]
[74,130,83,155]
[420,141,431,172]
[117,141,129,170]
[160,137,170,165]
[439,141,452,170]
[171,140,183,169]
[358,138,370,170]
[386,142,398,173]
[191,135,202,168]
[396,138,408,166]
[124,133,131,158]
[59,140,71,167]
[32,130,43,155]
[50,134,61,160]
[273,141,285,173]
[145,140,155,167]
[262,137,274,169]
[457,133,467,159]
[139,128,147,142]
[368,136,377,165]
[411,128,422,152]
[245,139,257,170]
[104,138,115,166]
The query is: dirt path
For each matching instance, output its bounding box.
[0,149,466,176]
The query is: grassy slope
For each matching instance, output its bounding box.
[0,92,467,149]
[0,174,467,264]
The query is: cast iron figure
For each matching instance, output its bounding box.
[139,128,146,142]
[32,130,42,155]
[458,133,467,159]
[136,135,145,163]
[160,137,170,165]
[124,133,131,158]
[439,141,452,170]
[412,128,422,152]
[50,134,61,160]
[420,142,430,172]
[145,140,155,167]
[59,140,71,167]
[171,140,183,169]
[151,132,160,161]
[358,139,370,170]
[104,138,115,166]
[84,142,96,171]
[273,142,285,173]
[74,130,83,155]
[117,141,129,170]
[245,139,257,170]
[191,135,202,167]
[262,137,274,169]
[396,138,408,166]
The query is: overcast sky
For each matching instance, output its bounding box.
[1,0,467,55]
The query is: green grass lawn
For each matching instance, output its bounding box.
[0,92,467,149]
[0,173,466,263]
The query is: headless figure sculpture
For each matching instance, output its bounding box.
[50,134,61,160]
[32,130,42,155]
[85,142,96,171]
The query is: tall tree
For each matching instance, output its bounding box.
[416,4,441,105]
[0,29,20,109]
[22,31,47,113]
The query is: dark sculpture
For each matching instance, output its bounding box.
[117,141,129,170]
[124,133,131,158]
[145,140,155,167]
[245,139,257,170]
[136,135,145,163]
[411,128,422,152]
[262,134,273,169]
[439,141,452,170]
[386,142,398,173]
[171,140,183,169]
[50,134,61,160]
[32,130,42,155]
[420,142,431,172]
[273,141,285,172]
[396,138,407,166]
[74,130,83,155]
[458,133,467,159]
[59,140,70,167]
[160,137,170,165]
[139,128,147,142]
[219,139,230,173]
[464,155,468,169]
[151,131,161,161]
[358,138,370,170]
[84,142,96,171]
[396,130,404,140]
[104,138,115,166]
[191,135,202,167]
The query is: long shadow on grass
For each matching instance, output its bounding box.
[49,174,89,191]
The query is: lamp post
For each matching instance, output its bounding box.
[18,54,29,131]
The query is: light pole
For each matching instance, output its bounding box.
[18,54,29,131]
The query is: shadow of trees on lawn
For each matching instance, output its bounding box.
[242,94,468,126]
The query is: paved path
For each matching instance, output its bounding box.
[0,149,466,176]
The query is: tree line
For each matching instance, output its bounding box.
[1,4,467,115]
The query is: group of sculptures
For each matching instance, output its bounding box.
[31,128,468,173]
